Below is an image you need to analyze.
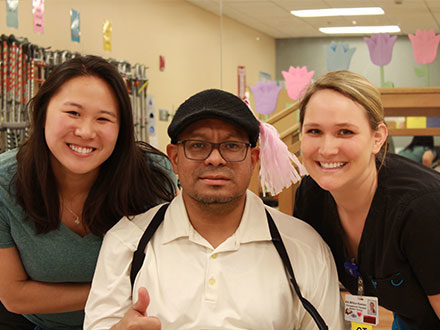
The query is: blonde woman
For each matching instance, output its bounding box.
[294,70,440,330]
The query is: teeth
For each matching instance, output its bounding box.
[69,144,94,154]
[320,162,345,169]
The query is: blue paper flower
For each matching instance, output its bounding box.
[324,41,356,71]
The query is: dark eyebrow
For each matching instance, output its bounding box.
[63,102,117,118]
[63,101,82,108]
[99,110,117,118]
[187,131,246,141]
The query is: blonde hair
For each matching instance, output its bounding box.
[299,70,388,163]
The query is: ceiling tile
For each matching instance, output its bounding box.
[186,0,440,37]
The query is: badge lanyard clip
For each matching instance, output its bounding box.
[344,259,364,296]
[343,259,378,329]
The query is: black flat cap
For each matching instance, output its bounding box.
[168,89,260,146]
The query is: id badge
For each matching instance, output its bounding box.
[344,294,379,326]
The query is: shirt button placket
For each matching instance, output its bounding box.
[205,252,219,302]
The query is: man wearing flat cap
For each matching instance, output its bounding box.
[84,89,344,330]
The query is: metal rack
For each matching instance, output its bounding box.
[0,34,150,153]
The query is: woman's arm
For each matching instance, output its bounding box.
[0,246,90,314]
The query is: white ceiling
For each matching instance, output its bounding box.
[185,0,440,38]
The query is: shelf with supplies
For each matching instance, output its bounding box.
[380,87,440,136]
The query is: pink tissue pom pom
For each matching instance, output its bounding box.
[258,122,307,196]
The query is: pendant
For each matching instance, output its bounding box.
[74,216,80,225]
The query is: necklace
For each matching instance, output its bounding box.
[64,204,81,225]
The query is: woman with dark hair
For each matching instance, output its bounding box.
[0,55,175,329]
[398,136,437,167]
[293,70,440,330]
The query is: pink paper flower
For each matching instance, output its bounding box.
[364,33,397,66]
[408,29,440,64]
[281,66,314,101]
[250,81,282,115]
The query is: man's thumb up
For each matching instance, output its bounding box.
[111,287,161,329]
[132,287,150,316]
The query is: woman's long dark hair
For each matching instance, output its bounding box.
[13,55,175,236]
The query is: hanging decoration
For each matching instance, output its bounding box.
[250,81,282,117]
[6,0,19,29]
[70,9,80,43]
[237,66,246,99]
[32,0,44,34]
[408,29,440,87]
[409,29,440,128]
[324,41,356,71]
[103,19,112,51]
[364,33,397,88]
[281,66,314,101]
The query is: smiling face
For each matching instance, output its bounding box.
[167,118,259,206]
[44,75,120,181]
[300,89,386,193]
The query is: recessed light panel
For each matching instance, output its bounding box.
[319,26,401,34]
[291,7,384,17]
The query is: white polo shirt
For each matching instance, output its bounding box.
[84,190,344,329]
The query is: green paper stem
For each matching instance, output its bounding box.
[425,64,430,87]
[380,66,385,88]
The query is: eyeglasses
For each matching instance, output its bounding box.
[177,140,251,162]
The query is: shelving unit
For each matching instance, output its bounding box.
[381,87,440,136]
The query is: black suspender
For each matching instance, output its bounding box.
[265,209,328,330]
[130,203,169,288]
[130,203,328,330]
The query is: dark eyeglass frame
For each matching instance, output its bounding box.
[177,139,251,162]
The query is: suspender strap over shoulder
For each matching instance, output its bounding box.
[130,203,328,330]
[265,209,328,330]
[130,203,170,287]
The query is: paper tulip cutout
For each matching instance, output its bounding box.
[324,41,356,71]
[281,66,314,101]
[409,29,440,64]
[364,33,397,66]
[364,33,397,88]
[408,29,440,86]
[250,81,282,116]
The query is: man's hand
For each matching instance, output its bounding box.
[111,287,161,330]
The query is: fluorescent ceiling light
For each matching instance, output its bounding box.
[319,26,401,34]
[291,7,384,17]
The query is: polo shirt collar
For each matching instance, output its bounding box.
[160,190,272,246]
